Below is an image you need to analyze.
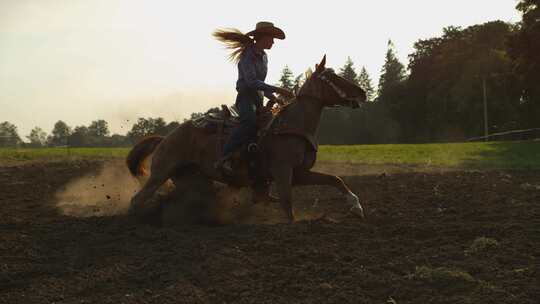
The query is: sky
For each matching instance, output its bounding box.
[0,0,521,138]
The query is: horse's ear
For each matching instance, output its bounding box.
[320,54,326,68]
[315,55,326,73]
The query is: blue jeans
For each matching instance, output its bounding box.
[222,89,262,156]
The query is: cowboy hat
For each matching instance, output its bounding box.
[246,21,285,40]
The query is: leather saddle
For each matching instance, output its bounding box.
[192,105,275,135]
[192,105,240,132]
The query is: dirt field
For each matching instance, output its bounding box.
[1,160,539,303]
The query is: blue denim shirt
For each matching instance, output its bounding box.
[236,45,275,105]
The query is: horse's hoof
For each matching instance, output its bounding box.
[349,205,365,219]
[252,193,279,204]
[345,191,364,219]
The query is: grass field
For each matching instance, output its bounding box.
[1,141,539,169]
[318,141,540,169]
[0,147,128,162]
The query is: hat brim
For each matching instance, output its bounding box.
[246,26,285,40]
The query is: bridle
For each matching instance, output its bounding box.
[315,68,365,108]
[318,69,348,99]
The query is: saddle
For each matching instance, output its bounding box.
[192,105,240,132]
[192,104,277,160]
[193,105,276,136]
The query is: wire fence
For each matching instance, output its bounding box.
[3,128,540,148]
[467,128,540,142]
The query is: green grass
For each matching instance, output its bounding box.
[1,141,539,169]
[0,147,129,162]
[318,141,540,169]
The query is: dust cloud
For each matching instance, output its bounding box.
[55,161,139,217]
[52,159,281,225]
[54,159,292,225]
[158,175,289,226]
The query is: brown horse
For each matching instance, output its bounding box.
[126,55,366,223]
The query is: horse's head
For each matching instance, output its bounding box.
[297,55,367,108]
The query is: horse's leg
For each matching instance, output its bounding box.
[129,171,170,216]
[271,165,295,223]
[293,170,364,218]
[129,152,181,217]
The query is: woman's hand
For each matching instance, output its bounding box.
[273,86,295,98]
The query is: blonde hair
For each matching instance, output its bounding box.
[212,28,254,63]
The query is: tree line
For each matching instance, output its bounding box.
[0,107,223,148]
[277,1,539,144]
[0,118,169,148]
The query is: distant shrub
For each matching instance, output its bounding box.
[410,266,476,290]
[466,237,500,255]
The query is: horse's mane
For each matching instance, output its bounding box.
[294,68,315,99]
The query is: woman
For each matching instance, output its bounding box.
[213,22,294,174]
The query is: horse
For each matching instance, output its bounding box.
[126,55,367,223]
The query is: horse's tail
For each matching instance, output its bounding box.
[126,136,164,177]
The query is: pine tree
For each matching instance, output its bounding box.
[378,40,405,97]
[357,66,375,102]
[338,57,359,84]
[278,65,295,90]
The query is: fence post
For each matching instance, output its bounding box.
[482,76,489,142]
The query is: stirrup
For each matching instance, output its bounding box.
[247,143,259,153]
